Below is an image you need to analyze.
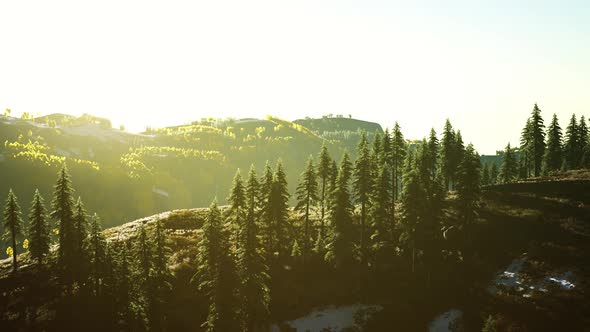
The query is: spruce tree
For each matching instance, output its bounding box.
[150,218,173,330]
[325,158,355,268]
[399,169,424,274]
[73,197,90,283]
[381,128,392,174]
[391,122,407,201]
[371,131,383,175]
[490,163,499,185]
[439,119,457,190]
[499,143,518,183]
[353,132,372,268]
[578,115,588,168]
[519,118,533,178]
[51,165,76,285]
[456,144,481,226]
[271,160,291,259]
[427,128,439,181]
[227,169,246,246]
[238,166,270,332]
[369,162,392,265]
[564,114,579,170]
[28,189,50,265]
[3,189,23,272]
[88,213,107,296]
[194,201,240,332]
[317,143,332,235]
[543,113,563,173]
[528,104,546,176]
[295,156,319,262]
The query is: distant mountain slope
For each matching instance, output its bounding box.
[0,113,381,230]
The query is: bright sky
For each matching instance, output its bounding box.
[1,0,589,154]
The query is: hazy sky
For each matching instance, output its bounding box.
[1,0,589,154]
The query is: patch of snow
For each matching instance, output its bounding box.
[271,304,382,332]
[429,309,462,332]
[546,272,575,290]
[488,255,576,297]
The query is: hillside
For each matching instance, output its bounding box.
[1,172,588,331]
[0,114,382,232]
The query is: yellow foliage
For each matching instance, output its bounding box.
[6,246,13,258]
[23,239,29,250]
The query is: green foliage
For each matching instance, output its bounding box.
[456,144,481,226]
[543,113,564,173]
[295,156,319,260]
[3,189,24,272]
[51,165,77,285]
[499,143,518,183]
[28,189,50,264]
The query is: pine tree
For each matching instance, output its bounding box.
[371,131,383,178]
[3,189,24,272]
[369,162,392,264]
[578,115,588,168]
[327,160,338,209]
[519,118,533,178]
[528,104,546,176]
[88,213,107,296]
[317,143,332,236]
[564,114,579,170]
[499,143,518,183]
[227,169,246,246]
[28,189,50,265]
[73,197,90,283]
[399,169,424,274]
[194,201,240,332]
[114,242,135,330]
[439,119,457,190]
[260,161,274,258]
[149,218,173,330]
[490,163,499,185]
[238,166,270,332]
[271,160,291,259]
[353,132,372,268]
[339,151,353,186]
[51,165,76,285]
[295,156,319,262]
[543,113,564,173]
[391,122,407,201]
[427,128,439,181]
[325,158,355,268]
[456,144,481,226]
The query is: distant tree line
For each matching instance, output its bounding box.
[482,104,590,185]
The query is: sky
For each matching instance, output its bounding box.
[0,0,589,155]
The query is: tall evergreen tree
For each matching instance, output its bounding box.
[88,213,107,296]
[295,156,319,262]
[271,160,291,259]
[353,132,372,268]
[543,113,564,173]
[28,189,50,265]
[439,119,457,190]
[519,118,533,178]
[149,219,173,330]
[73,197,90,283]
[490,163,499,185]
[427,128,439,181]
[399,169,424,274]
[227,170,246,246]
[194,201,240,332]
[578,115,588,168]
[317,143,332,236]
[456,144,481,226]
[51,165,76,285]
[528,104,546,176]
[238,166,270,332]
[499,143,518,183]
[564,114,579,170]
[391,122,407,201]
[3,189,23,272]
[369,162,392,264]
[325,158,355,268]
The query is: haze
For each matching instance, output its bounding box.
[1,0,589,154]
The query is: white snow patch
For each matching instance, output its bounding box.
[429,309,462,332]
[271,304,382,332]
[546,272,575,290]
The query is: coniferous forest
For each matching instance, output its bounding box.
[1,105,590,331]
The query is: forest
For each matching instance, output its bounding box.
[1,104,590,331]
